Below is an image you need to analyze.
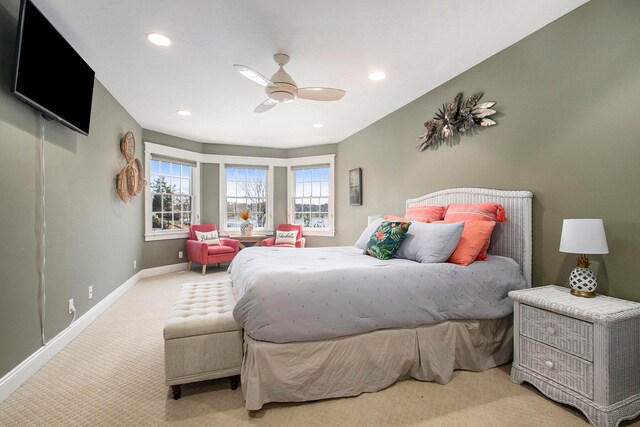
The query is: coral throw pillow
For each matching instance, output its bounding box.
[195,230,221,246]
[384,214,428,223]
[443,203,506,260]
[443,203,506,223]
[364,221,411,260]
[404,206,446,222]
[439,220,496,266]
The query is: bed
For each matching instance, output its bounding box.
[229,188,533,410]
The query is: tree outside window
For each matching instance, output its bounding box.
[293,166,329,229]
[226,167,267,229]
[150,159,192,231]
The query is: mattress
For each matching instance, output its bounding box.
[230,246,527,343]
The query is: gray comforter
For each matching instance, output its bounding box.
[230,246,527,343]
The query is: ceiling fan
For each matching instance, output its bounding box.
[234,53,346,113]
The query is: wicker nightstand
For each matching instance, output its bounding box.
[509,285,640,427]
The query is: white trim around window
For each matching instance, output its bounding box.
[287,155,335,237]
[143,142,336,240]
[218,163,274,235]
[144,143,201,241]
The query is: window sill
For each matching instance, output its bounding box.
[144,230,189,241]
[221,229,273,237]
[301,229,335,237]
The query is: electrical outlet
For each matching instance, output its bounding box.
[133,259,137,269]
[68,298,75,315]
[88,286,93,300]
[178,251,183,259]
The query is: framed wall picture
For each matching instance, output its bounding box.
[349,168,362,206]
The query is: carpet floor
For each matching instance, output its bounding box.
[0,269,638,426]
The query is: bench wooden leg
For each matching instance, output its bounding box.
[201,264,206,275]
[230,375,240,390]
[171,384,181,400]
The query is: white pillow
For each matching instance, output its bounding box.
[395,221,464,263]
[274,230,298,245]
[195,230,220,246]
[354,218,384,250]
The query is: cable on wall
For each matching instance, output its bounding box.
[38,114,47,346]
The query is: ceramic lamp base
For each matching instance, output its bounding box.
[570,289,596,298]
[569,266,597,298]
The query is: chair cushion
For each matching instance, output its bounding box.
[208,245,236,255]
[271,243,296,248]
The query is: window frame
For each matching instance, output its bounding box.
[144,143,201,241]
[220,164,273,234]
[287,155,335,237]
[219,163,274,235]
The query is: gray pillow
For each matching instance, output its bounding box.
[395,221,464,263]
[354,218,385,250]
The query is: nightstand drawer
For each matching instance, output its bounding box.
[520,337,593,399]
[520,304,593,360]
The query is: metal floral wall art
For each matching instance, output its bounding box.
[418,92,497,151]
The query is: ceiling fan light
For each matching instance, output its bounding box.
[177,110,191,116]
[313,123,324,128]
[368,71,386,81]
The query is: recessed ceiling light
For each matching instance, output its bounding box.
[177,110,191,116]
[146,32,171,47]
[313,123,324,129]
[368,71,386,81]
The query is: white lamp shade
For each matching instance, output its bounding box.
[559,219,609,254]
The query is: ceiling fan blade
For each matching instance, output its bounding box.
[254,99,277,113]
[234,64,275,87]
[298,87,346,101]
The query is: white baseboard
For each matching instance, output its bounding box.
[0,262,187,403]
[141,262,188,278]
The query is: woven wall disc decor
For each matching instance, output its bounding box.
[116,131,146,204]
[120,131,136,163]
[117,165,135,204]
[133,157,146,196]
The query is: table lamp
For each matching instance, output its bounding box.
[559,219,609,297]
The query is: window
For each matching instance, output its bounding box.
[287,156,335,237]
[150,158,193,231]
[225,166,268,230]
[144,141,201,241]
[293,167,329,229]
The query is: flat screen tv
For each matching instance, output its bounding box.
[12,0,95,136]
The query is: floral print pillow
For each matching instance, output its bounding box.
[364,221,411,260]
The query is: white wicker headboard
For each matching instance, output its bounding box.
[406,188,533,287]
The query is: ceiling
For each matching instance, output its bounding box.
[33,0,587,148]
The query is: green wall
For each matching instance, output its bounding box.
[0,0,144,377]
[333,0,640,302]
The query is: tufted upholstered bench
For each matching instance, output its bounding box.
[163,281,242,399]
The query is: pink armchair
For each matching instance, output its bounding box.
[186,225,240,275]
[262,224,306,248]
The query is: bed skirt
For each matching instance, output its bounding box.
[241,316,513,410]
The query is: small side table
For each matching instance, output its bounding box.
[224,235,268,250]
[509,285,640,427]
